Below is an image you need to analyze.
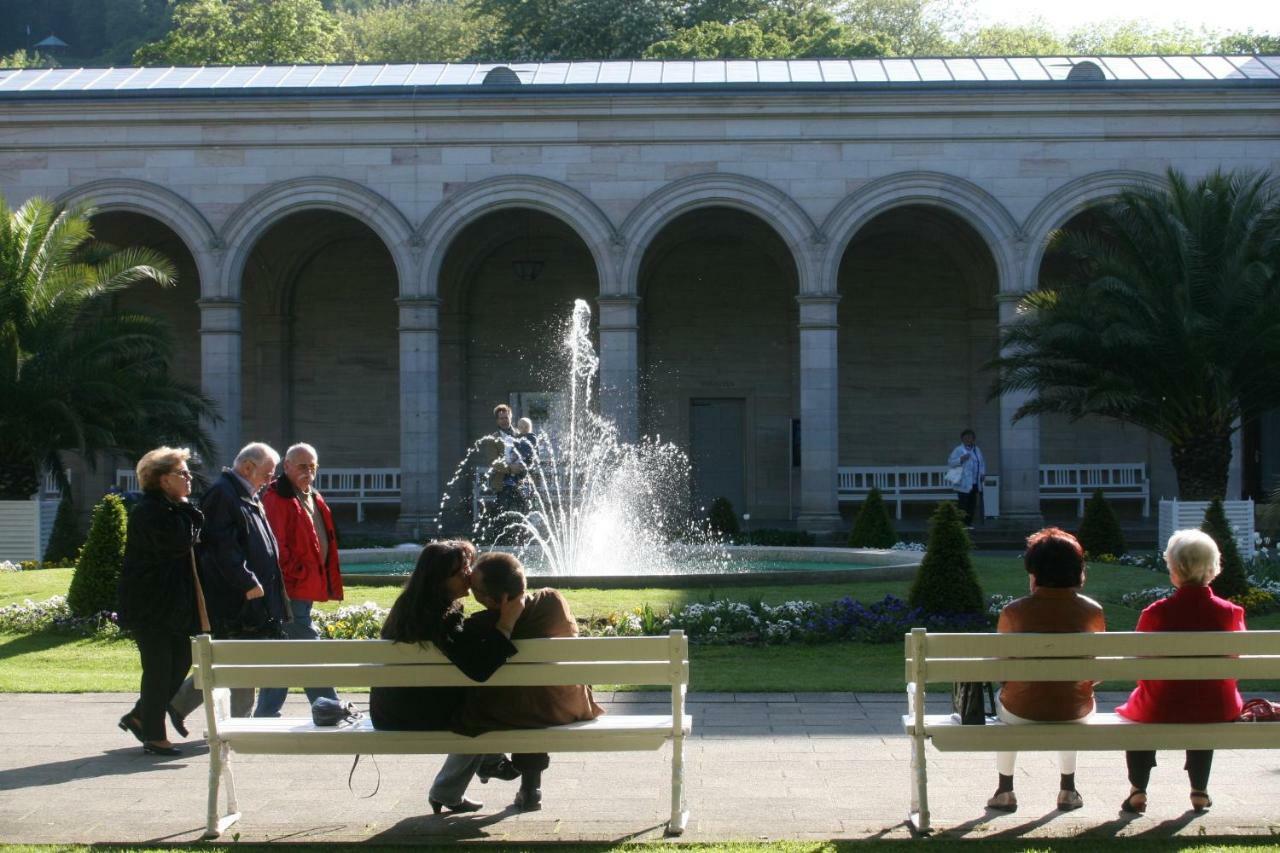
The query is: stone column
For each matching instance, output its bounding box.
[597,296,640,442]
[198,298,242,470]
[397,297,440,536]
[796,294,842,531]
[996,292,1043,525]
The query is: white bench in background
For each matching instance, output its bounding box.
[192,631,692,839]
[902,627,1280,833]
[837,467,1001,519]
[115,468,139,492]
[1039,463,1150,517]
[316,468,400,522]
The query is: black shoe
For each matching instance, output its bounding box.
[479,758,521,783]
[514,787,542,811]
[429,797,483,815]
[142,742,181,756]
[118,714,144,743]
[167,705,189,739]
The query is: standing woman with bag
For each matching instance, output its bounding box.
[116,447,210,756]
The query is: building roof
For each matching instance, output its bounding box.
[1,56,1277,99]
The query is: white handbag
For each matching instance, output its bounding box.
[945,465,964,487]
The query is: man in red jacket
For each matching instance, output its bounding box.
[257,442,345,717]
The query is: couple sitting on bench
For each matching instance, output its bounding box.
[369,541,603,813]
[989,527,1245,815]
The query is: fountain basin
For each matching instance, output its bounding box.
[337,545,922,589]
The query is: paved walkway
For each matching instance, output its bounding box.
[1,691,1278,844]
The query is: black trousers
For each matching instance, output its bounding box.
[1126,749,1214,792]
[956,486,980,526]
[512,752,550,787]
[131,627,191,742]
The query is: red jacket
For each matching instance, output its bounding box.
[262,477,344,603]
[1116,583,1245,724]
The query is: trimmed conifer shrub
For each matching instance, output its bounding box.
[708,496,740,537]
[67,494,128,617]
[908,501,984,616]
[849,487,897,548]
[1200,498,1249,600]
[1078,489,1126,559]
[43,493,84,565]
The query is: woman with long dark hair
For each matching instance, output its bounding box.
[370,540,524,813]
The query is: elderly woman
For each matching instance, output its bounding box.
[116,447,208,756]
[988,527,1106,813]
[1117,529,1246,815]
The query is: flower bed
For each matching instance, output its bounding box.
[0,595,120,638]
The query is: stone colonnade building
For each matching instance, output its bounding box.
[2,56,1278,532]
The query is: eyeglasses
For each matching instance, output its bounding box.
[167,469,193,480]
[294,463,319,473]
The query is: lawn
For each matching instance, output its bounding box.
[3,556,1276,693]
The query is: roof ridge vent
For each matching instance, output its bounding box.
[1066,60,1106,81]
[482,66,521,86]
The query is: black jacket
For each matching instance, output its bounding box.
[197,470,289,632]
[369,612,517,731]
[116,490,204,636]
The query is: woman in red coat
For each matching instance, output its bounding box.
[1116,528,1246,815]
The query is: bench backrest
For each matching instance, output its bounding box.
[1038,463,1147,489]
[905,628,1280,685]
[316,468,401,499]
[838,467,958,494]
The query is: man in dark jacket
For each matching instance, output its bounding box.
[170,442,288,720]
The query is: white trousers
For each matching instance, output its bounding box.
[994,698,1094,777]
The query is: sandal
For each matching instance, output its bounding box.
[1121,788,1147,814]
[1190,791,1212,812]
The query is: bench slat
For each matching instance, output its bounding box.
[206,636,683,666]
[916,656,1280,683]
[910,714,1278,752]
[200,660,687,689]
[910,630,1280,658]
[217,714,693,755]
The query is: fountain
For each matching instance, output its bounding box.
[441,299,734,576]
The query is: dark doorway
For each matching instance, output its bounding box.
[690,398,746,516]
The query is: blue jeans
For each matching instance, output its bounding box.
[254,599,338,718]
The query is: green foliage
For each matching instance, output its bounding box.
[1216,30,1280,54]
[991,168,1280,501]
[842,0,960,56]
[134,0,340,65]
[908,501,983,616]
[0,49,59,69]
[736,528,816,546]
[1064,20,1212,55]
[1078,489,1125,559]
[645,3,882,59]
[1231,587,1278,616]
[66,494,127,617]
[958,22,1064,56]
[848,487,897,548]
[43,494,84,565]
[335,0,494,62]
[473,0,685,61]
[0,194,216,499]
[1201,498,1250,600]
[707,496,740,537]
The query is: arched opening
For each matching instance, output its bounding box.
[239,210,399,524]
[436,208,600,489]
[1037,208,1177,509]
[836,205,999,523]
[639,208,799,521]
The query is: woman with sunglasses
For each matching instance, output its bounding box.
[116,447,208,756]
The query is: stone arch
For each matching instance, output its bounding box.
[620,173,819,295]
[414,175,618,299]
[219,177,415,299]
[1019,169,1165,292]
[55,178,219,284]
[819,171,1020,293]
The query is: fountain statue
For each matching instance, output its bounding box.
[441,299,733,576]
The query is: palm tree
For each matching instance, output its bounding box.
[0,194,216,500]
[992,168,1280,500]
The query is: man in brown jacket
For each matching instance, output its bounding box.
[453,552,603,811]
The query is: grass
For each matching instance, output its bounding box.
[3,557,1278,694]
[3,840,1280,852]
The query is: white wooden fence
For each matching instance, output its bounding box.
[1159,498,1255,558]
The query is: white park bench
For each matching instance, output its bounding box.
[1039,463,1150,517]
[191,631,692,839]
[837,467,1001,519]
[902,627,1280,833]
[315,468,400,522]
[115,468,139,492]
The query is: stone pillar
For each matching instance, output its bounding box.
[198,298,242,470]
[796,294,842,531]
[397,297,440,536]
[996,293,1043,525]
[597,296,640,442]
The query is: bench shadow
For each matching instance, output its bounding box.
[0,742,206,791]
[0,631,80,662]
[930,808,1061,839]
[366,806,667,843]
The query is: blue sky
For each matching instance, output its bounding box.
[966,0,1278,33]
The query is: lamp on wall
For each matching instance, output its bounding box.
[512,258,545,282]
